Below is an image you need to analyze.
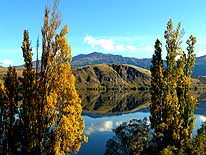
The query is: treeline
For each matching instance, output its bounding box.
[0,1,86,155]
[105,19,206,155]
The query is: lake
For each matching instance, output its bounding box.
[78,91,206,155]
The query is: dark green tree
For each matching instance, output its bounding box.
[150,39,164,150]
[19,30,37,153]
[0,80,9,154]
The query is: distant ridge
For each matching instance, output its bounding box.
[71,52,206,77]
[72,52,152,70]
[1,60,205,88]
[11,52,206,77]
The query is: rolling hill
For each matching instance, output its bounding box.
[0,52,205,89]
[72,64,151,90]
[71,52,206,77]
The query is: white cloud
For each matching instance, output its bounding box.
[126,45,137,51]
[199,115,206,122]
[115,44,125,51]
[83,35,156,53]
[196,50,206,57]
[144,45,154,52]
[84,35,139,52]
[98,39,114,51]
[0,59,13,66]
[84,36,96,45]
[85,120,113,135]
[84,35,114,51]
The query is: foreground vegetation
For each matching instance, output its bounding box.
[0,1,86,154]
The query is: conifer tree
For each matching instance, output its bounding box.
[150,39,164,149]
[20,30,36,153]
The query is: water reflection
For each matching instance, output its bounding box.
[79,91,206,155]
[78,90,150,113]
[80,113,206,155]
[85,120,113,135]
[79,90,206,115]
[79,112,150,155]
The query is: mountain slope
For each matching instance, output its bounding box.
[72,64,151,90]
[0,64,205,89]
[72,52,206,76]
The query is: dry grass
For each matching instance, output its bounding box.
[0,67,24,79]
[124,64,151,76]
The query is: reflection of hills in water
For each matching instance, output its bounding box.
[78,90,206,116]
[78,91,150,113]
[194,92,206,115]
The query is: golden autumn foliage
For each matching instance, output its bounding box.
[0,67,19,154]
[150,19,198,153]
[37,2,87,154]
[0,1,86,154]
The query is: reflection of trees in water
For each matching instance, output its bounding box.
[104,118,151,155]
[78,90,206,114]
[78,91,151,113]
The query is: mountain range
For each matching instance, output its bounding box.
[1,52,205,90]
[71,52,206,77]
[15,52,205,77]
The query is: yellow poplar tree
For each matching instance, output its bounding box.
[15,1,86,154]
[37,1,87,154]
[150,19,198,153]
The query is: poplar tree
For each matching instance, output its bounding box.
[3,0,86,154]
[0,80,9,154]
[161,19,183,148]
[150,19,198,153]
[176,35,197,149]
[3,67,19,154]
[0,80,5,142]
[36,1,87,154]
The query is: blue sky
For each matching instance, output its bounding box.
[0,0,205,66]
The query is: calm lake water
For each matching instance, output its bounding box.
[78,91,206,155]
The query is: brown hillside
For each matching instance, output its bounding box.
[72,64,151,90]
